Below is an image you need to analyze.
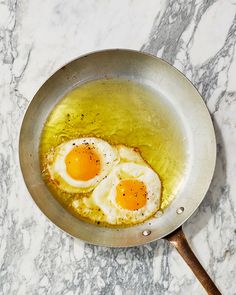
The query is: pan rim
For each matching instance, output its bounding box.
[19,48,216,247]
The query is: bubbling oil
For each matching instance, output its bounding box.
[40,79,187,224]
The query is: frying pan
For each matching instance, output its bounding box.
[19,49,220,294]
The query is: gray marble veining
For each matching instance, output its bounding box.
[0,0,236,294]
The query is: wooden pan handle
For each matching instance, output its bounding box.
[164,227,221,295]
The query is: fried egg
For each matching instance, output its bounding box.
[72,145,161,225]
[47,137,119,193]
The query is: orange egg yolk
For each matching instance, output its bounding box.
[116,179,147,210]
[65,144,101,181]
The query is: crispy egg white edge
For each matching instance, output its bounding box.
[47,137,119,192]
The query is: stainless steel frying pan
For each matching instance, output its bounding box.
[19,50,220,294]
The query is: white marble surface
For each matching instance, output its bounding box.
[0,0,236,294]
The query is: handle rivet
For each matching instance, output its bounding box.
[155,211,163,217]
[176,207,184,214]
[142,230,151,236]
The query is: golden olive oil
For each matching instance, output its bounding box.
[40,79,187,225]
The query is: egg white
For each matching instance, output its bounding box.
[47,137,119,193]
[116,145,146,165]
[91,154,161,225]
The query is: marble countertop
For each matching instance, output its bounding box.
[1,0,236,294]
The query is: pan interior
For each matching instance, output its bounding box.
[39,78,188,227]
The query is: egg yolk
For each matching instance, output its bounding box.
[65,144,101,181]
[116,179,147,210]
